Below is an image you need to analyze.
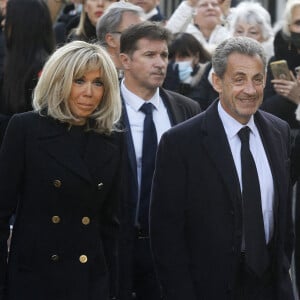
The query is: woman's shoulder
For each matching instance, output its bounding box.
[7,111,53,130]
[10,111,40,121]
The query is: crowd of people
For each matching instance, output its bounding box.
[1,0,300,299]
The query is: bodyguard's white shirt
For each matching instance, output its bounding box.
[121,80,171,222]
[218,102,274,243]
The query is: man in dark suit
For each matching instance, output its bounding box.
[0,114,9,146]
[150,36,295,300]
[118,22,201,300]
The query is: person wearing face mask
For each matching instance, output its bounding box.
[163,32,211,105]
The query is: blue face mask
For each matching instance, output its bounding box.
[176,60,193,82]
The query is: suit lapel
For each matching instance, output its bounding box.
[202,101,242,204]
[254,112,286,217]
[202,103,286,225]
[38,117,117,185]
[120,95,138,183]
[159,89,179,125]
[84,131,117,184]
[38,119,92,183]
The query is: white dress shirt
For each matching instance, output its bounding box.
[218,102,274,243]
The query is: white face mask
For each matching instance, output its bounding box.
[176,60,193,82]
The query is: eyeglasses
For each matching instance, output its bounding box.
[110,31,122,35]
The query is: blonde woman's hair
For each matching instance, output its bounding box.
[33,40,122,134]
[282,0,300,37]
[75,3,89,39]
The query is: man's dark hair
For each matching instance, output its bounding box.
[120,21,172,56]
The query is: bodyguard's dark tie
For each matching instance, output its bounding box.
[238,126,269,277]
[139,102,157,231]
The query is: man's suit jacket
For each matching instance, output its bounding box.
[150,100,294,300]
[0,112,125,300]
[118,88,201,298]
[0,114,10,147]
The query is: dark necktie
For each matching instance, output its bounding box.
[238,126,269,277]
[139,103,157,231]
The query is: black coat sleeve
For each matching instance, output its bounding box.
[0,114,25,297]
[150,130,197,300]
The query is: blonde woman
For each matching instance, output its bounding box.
[0,41,124,300]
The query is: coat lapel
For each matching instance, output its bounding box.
[83,131,117,184]
[202,102,287,224]
[254,111,287,216]
[37,117,115,184]
[120,95,138,184]
[159,89,179,125]
[38,126,92,183]
[202,100,242,204]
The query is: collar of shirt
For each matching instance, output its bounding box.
[121,79,161,112]
[145,7,159,20]
[217,100,259,140]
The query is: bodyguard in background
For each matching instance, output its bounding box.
[150,37,294,300]
[118,22,200,300]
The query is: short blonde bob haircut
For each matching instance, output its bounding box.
[33,40,122,134]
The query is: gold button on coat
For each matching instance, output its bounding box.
[51,254,59,262]
[53,179,62,188]
[82,217,90,225]
[51,216,61,224]
[79,255,88,264]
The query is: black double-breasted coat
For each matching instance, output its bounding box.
[0,111,125,300]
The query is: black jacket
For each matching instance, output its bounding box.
[0,112,125,300]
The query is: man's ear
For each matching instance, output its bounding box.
[105,33,118,49]
[119,53,131,70]
[211,72,222,93]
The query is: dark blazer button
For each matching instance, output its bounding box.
[82,217,90,225]
[79,255,88,264]
[97,182,103,190]
[51,254,59,262]
[51,216,61,224]
[53,179,62,188]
